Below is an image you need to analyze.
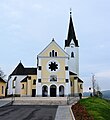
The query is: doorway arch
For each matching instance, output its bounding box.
[50,85,57,97]
[59,85,64,97]
[42,85,48,97]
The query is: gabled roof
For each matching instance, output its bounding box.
[11,62,25,75]
[11,62,37,76]
[25,68,37,75]
[65,12,79,47]
[78,78,83,83]
[74,76,83,83]
[69,71,77,75]
[0,77,6,83]
[21,76,28,82]
[38,39,69,57]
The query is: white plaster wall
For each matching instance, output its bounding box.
[7,75,26,95]
[15,76,26,94]
[65,83,71,95]
[8,76,14,95]
[36,83,42,96]
[65,44,79,75]
[36,57,42,96]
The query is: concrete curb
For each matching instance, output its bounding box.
[69,99,79,120]
[69,106,76,120]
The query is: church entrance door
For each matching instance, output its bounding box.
[50,85,56,97]
[32,89,36,97]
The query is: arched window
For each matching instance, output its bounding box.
[52,50,54,57]
[2,86,4,94]
[33,79,36,85]
[50,52,51,57]
[49,50,58,57]
[71,52,74,58]
[59,85,64,97]
[42,85,48,97]
[55,52,57,57]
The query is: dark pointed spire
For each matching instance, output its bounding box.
[65,10,79,47]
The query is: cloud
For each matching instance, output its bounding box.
[96,70,110,79]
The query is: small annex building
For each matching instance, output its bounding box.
[7,11,83,97]
[0,77,6,97]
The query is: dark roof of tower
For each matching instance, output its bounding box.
[11,62,37,75]
[65,12,79,47]
[0,77,6,83]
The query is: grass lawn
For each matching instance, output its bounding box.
[79,97,110,120]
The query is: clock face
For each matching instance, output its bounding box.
[47,60,60,72]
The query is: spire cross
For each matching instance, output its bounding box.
[70,8,72,16]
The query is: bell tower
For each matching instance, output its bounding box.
[64,10,79,75]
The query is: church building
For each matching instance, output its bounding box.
[7,11,83,97]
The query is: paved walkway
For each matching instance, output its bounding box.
[55,105,74,120]
[0,97,78,120]
[0,98,12,107]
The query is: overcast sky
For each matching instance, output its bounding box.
[0,0,110,92]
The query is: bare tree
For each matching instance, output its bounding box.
[96,83,103,98]
[0,68,6,78]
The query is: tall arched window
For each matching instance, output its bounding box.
[71,52,74,58]
[33,79,36,85]
[52,50,54,57]
[59,85,64,97]
[50,52,51,57]
[49,50,58,57]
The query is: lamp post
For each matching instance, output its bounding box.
[92,74,95,96]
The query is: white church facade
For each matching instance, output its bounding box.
[7,12,83,97]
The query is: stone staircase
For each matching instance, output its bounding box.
[12,97,67,105]
[12,97,79,105]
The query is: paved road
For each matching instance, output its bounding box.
[0,105,58,120]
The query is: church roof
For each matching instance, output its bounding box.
[69,71,77,75]
[38,39,69,58]
[11,62,25,75]
[78,78,83,83]
[21,76,28,82]
[65,11,79,47]
[0,77,6,83]
[25,68,37,75]
[74,76,83,83]
[11,62,37,76]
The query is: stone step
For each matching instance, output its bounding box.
[12,97,79,105]
[13,97,68,105]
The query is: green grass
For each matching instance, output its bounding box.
[79,97,110,120]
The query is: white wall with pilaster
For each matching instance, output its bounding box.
[36,57,42,96]
[8,75,26,95]
[15,76,26,94]
[8,76,14,95]
[65,58,71,95]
